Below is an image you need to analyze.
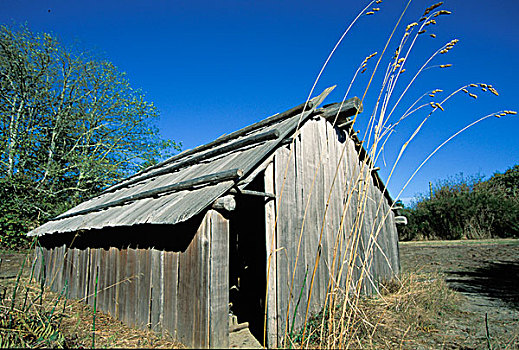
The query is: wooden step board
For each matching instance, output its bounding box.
[229,315,262,349]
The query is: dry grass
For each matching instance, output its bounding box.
[293,271,463,349]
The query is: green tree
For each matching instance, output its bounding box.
[0,24,180,248]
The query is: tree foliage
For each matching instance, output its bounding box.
[0,25,180,248]
[399,165,519,241]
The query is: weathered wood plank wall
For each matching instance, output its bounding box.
[35,209,229,349]
[267,117,400,346]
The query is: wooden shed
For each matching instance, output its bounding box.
[29,86,400,348]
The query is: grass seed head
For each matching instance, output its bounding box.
[469,93,478,99]
[362,52,378,64]
[469,83,478,87]
[399,68,406,74]
[366,11,375,15]
[430,33,437,38]
[462,88,468,93]
[406,22,418,31]
[440,64,452,68]
[418,29,427,34]
[423,2,444,17]
[373,7,380,11]
[489,87,499,96]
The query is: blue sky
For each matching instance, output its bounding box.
[2,0,518,204]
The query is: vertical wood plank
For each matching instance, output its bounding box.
[274,144,296,344]
[125,248,137,326]
[196,214,210,348]
[70,248,79,299]
[137,249,151,329]
[150,249,164,332]
[98,249,108,313]
[62,246,72,298]
[162,251,178,337]
[264,161,278,348]
[75,249,83,301]
[177,221,201,347]
[208,210,229,349]
[116,248,128,323]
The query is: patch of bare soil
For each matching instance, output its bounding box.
[400,239,519,349]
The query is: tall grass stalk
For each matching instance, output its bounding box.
[262,1,515,348]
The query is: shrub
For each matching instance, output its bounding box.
[399,166,519,240]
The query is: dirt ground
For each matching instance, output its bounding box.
[399,239,519,349]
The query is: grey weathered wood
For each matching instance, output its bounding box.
[106,249,115,312]
[139,249,151,328]
[229,322,249,333]
[77,249,87,301]
[114,248,123,319]
[177,225,200,347]
[211,195,236,212]
[124,248,136,326]
[319,97,363,126]
[264,161,278,348]
[162,251,178,337]
[150,249,163,332]
[102,129,280,195]
[54,168,244,221]
[71,248,80,299]
[174,211,218,348]
[101,248,109,315]
[61,247,71,298]
[307,119,326,316]
[208,210,229,348]
[197,213,211,348]
[274,144,297,344]
[229,188,276,199]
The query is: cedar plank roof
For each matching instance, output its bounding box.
[29,86,390,237]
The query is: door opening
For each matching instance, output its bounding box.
[229,173,267,342]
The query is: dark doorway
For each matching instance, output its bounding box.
[229,173,268,342]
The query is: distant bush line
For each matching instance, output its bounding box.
[399,165,519,241]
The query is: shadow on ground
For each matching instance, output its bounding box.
[445,261,519,310]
